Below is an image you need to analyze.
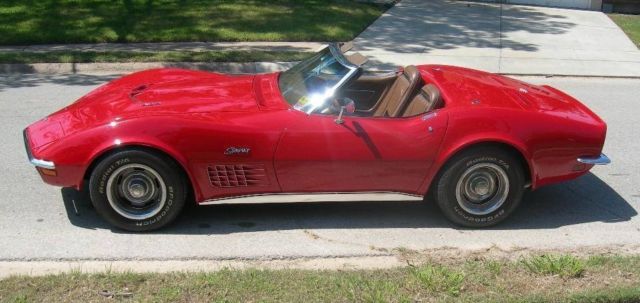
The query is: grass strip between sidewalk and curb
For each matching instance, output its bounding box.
[0,0,390,45]
[1,254,639,302]
[0,51,312,64]
[609,14,640,48]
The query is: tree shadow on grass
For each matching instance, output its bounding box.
[0,0,387,44]
[61,173,637,234]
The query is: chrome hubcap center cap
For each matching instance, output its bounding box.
[128,183,146,198]
[473,179,490,196]
[120,173,157,206]
[464,173,496,203]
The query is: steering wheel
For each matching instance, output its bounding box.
[325,97,356,115]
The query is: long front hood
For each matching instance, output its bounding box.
[36,69,260,138]
[26,69,263,149]
[76,68,258,116]
[126,70,259,113]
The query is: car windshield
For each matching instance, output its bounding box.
[278,46,358,114]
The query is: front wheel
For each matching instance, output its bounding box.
[89,149,187,232]
[433,147,525,227]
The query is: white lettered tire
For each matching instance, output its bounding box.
[89,149,187,231]
[433,147,525,227]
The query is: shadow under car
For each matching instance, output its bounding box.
[61,172,636,234]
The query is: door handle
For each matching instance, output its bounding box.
[422,112,437,121]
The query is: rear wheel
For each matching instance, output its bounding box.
[89,149,187,231]
[433,147,525,227]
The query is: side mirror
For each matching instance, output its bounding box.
[335,98,356,124]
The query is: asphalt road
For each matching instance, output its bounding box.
[0,74,638,261]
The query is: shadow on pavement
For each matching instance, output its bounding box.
[61,172,637,234]
[353,0,577,69]
[354,0,575,54]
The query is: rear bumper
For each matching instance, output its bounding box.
[577,153,611,165]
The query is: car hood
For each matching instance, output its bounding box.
[33,69,281,140]
[76,68,259,116]
[27,69,292,148]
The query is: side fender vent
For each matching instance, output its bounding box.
[207,164,269,188]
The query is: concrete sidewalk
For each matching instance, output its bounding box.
[353,0,640,77]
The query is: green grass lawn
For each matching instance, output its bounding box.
[0,50,311,64]
[0,0,389,45]
[609,14,640,48]
[1,254,640,302]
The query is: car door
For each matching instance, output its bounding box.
[274,110,449,194]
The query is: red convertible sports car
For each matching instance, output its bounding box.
[24,43,610,231]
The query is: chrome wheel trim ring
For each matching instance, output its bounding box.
[455,163,509,216]
[106,163,166,220]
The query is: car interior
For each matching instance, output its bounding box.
[337,65,445,118]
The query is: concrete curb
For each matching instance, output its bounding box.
[0,41,327,53]
[0,256,404,278]
[0,62,298,75]
[500,73,640,79]
[3,62,640,79]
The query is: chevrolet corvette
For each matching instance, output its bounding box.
[24,43,610,231]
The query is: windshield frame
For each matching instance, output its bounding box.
[278,44,361,114]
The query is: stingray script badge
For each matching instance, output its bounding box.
[224,147,251,156]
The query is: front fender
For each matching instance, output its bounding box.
[36,118,203,200]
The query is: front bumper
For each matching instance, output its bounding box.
[23,129,55,170]
[577,153,610,165]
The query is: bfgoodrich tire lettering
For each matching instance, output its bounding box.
[89,149,187,232]
[433,147,525,228]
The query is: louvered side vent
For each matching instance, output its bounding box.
[207,164,269,188]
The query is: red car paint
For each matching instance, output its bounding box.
[24,66,607,203]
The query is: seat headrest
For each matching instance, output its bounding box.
[422,84,442,106]
[403,65,420,82]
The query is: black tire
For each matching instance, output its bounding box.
[433,147,525,228]
[89,149,187,232]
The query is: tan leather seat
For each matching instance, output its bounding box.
[373,65,422,117]
[402,84,444,117]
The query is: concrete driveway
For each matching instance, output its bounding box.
[0,74,638,262]
[353,0,640,76]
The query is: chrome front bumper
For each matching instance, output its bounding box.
[23,129,55,170]
[577,153,610,165]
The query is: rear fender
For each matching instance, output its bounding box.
[417,133,535,195]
